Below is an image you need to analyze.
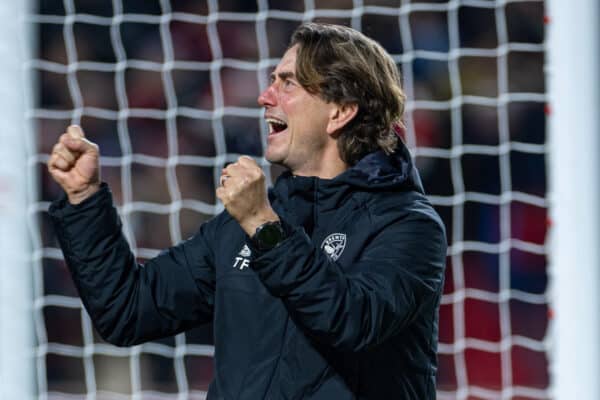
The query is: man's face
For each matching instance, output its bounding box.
[257,45,336,176]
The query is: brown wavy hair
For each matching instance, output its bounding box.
[290,23,406,166]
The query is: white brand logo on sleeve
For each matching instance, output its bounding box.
[320,233,346,261]
[233,244,252,270]
[239,244,252,257]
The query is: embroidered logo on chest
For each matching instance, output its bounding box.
[320,233,347,261]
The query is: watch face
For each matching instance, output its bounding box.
[255,222,285,250]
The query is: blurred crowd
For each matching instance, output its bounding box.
[36,0,548,396]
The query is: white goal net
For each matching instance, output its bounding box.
[24,0,551,399]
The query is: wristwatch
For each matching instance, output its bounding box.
[251,220,287,251]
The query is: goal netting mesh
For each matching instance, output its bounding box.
[29,0,549,398]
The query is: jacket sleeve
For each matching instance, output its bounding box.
[249,210,447,352]
[49,183,216,346]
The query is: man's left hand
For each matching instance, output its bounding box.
[216,156,280,236]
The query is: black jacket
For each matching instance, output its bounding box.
[50,143,447,399]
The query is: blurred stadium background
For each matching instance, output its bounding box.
[0,0,598,399]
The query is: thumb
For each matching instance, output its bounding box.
[63,131,98,155]
[67,125,85,139]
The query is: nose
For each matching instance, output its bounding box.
[258,85,276,107]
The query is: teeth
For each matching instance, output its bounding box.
[266,118,286,125]
[266,117,288,134]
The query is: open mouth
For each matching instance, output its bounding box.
[266,117,288,135]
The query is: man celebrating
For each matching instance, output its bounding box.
[48,23,447,399]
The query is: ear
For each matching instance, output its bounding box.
[326,103,358,136]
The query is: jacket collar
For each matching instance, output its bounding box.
[272,140,423,199]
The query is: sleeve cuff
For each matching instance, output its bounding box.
[48,182,112,218]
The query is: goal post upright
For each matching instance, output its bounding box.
[0,0,36,398]
[547,0,600,399]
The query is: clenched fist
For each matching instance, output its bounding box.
[216,156,279,236]
[47,125,101,204]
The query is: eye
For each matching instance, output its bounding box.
[283,79,295,89]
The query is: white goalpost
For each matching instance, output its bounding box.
[547,0,600,399]
[0,0,35,399]
[1,0,598,398]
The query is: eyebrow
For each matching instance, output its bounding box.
[269,71,295,83]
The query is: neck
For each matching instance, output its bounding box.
[292,155,348,179]
[285,138,349,179]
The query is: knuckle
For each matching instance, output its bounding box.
[250,170,262,182]
[56,149,71,161]
[48,153,57,165]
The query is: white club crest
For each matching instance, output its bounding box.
[320,233,346,261]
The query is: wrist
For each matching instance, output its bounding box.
[68,183,101,205]
[239,207,280,237]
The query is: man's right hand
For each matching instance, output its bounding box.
[48,125,101,205]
